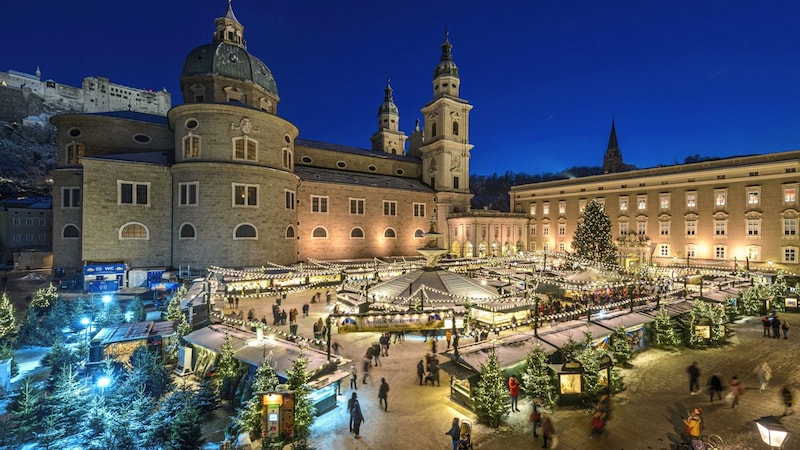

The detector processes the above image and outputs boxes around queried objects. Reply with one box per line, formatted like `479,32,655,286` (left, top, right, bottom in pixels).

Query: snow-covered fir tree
9,377,40,437
650,306,681,349
571,199,618,266
609,325,633,366
218,334,238,380
233,353,280,442
520,342,558,407
0,292,17,341
30,283,58,309
165,293,184,322
473,348,508,428
287,353,316,449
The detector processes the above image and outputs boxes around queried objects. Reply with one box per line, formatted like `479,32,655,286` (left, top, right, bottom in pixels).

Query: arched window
232,136,257,161
384,228,396,238
234,224,257,239
286,226,295,238
62,224,80,239
179,223,196,239
119,222,149,240
452,121,459,136
183,134,200,159
350,228,364,238
312,227,328,239
414,228,425,238
431,123,437,137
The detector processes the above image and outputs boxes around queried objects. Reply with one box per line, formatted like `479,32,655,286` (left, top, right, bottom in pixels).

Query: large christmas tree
571,199,617,265
472,348,508,428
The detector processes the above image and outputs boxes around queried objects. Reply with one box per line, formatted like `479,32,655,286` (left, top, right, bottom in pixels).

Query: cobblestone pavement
218,289,800,450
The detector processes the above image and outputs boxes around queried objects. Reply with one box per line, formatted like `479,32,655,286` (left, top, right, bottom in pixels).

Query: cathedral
50,4,527,288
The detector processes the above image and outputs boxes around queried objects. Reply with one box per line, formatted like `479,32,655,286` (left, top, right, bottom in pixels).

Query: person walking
347,392,358,432
754,361,772,392
378,378,389,412
417,359,425,385
772,316,782,339
530,400,543,437
782,385,795,416
445,417,460,450
687,361,701,395
682,407,702,443
371,342,382,367
708,373,723,402
351,397,365,439
332,340,342,356
349,365,358,390
508,375,521,412
379,333,390,357
362,356,371,384
763,316,771,337
782,320,790,339
729,375,745,408
446,329,453,350
540,410,557,449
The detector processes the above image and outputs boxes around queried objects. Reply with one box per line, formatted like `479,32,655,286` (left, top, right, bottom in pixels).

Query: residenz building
49,4,527,288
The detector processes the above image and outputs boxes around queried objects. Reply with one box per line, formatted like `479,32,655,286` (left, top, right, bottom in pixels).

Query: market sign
335,311,446,333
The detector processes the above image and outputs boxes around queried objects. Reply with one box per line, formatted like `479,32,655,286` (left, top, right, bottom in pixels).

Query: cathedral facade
50,4,520,282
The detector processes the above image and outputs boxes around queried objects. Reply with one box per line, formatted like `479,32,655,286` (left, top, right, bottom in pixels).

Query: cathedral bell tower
370,78,408,155
419,30,474,222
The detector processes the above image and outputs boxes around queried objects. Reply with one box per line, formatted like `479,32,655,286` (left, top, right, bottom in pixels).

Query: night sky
3,0,800,175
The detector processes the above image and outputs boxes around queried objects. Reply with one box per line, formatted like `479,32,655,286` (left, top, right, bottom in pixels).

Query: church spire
431,28,460,98
214,0,245,48
603,116,624,174
376,76,399,132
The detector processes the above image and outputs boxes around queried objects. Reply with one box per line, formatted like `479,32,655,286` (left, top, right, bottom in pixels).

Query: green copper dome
433,32,459,79
182,42,278,96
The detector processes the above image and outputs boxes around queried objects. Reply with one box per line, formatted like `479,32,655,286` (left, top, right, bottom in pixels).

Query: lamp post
755,416,790,448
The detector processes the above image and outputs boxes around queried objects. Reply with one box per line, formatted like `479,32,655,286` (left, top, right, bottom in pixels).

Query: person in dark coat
347,392,358,432
351,398,365,439
445,417,460,450
687,362,701,395
772,316,782,339
378,378,389,411
417,359,425,385
763,316,771,337
708,373,723,402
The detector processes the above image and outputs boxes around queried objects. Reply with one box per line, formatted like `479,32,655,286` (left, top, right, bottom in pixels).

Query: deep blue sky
3,1,800,175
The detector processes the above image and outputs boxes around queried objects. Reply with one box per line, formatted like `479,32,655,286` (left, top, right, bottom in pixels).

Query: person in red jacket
509,375,521,412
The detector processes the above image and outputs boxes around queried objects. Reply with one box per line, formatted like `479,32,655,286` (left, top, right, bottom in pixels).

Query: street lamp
96,375,112,396
755,416,790,448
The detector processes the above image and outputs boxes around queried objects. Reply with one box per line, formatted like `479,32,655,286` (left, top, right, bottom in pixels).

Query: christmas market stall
89,320,175,364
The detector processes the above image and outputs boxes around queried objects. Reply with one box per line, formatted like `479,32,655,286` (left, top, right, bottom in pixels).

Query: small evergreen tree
0,292,17,341
608,325,633,367
31,284,58,309
126,296,146,322
739,284,767,316
286,353,316,449
650,306,681,349
42,338,78,379
35,412,66,450
682,301,728,348
571,200,618,266
218,334,238,378
44,366,86,436
520,342,558,406
472,348,508,428
165,294,184,322
233,354,280,441
9,377,40,436
127,346,173,399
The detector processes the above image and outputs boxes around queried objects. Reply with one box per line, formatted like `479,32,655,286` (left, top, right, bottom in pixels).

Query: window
453,176,459,189
659,244,670,257
118,181,149,205
558,224,566,236
714,245,726,259
579,199,587,213
747,246,760,261
383,201,397,216
25,218,33,226
282,148,293,169
120,223,148,240
559,201,566,214
637,221,647,235
233,136,257,161
384,228,396,238
350,228,365,238
715,191,727,207
285,191,295,210
686,220,697,236
350,198,365,215
234,224,257,239
179,223,196,239
530,203,536,216
542,224,550,236
747,219,761,236
637,196,647,211
530,226,536,236
619,197,628,212
62,187,81,208
784,247,797,263
558,242,566,252
66,142,84,164
452,121,459,136
785,186,798,204
312,227,328,239
659,194,670,209
542,202,550,215
62,224,80,239
233,183,258,207
686,192,697,209
784,219,798,236
11,218,20,227
286,226,295,238
413,203,426,218
659,221,670,236
431,123,437,137
714,220,727,236
183,134,200,159
179,182,198,206
686,244,697,258
619,222,629,235
747,187,760,206
311,196,328,213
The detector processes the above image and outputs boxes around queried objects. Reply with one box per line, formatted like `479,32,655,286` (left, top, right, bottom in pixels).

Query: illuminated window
784,247,797,263
660,221,670,236
558,224,566,236
530,203,536,216
542,202,550,215
559,201,566,214
183,134,200,158
686,244,697,258
619,222,629,235
686,220,697,236
714,245,726,259
637,196,647,211
233,183,258,207
579,199,587,213
747,187,760,206
785,187,797,204
233,136,257,161
715,191,726,207
120,222,148,240
747,219,761,236
715,220,727,236
686,192,697,209
637,221,647,235
660,194,670,209
784,219,797,236
543,224,550,235
619,197,628,212
747,246,760,261
66,141,85,164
